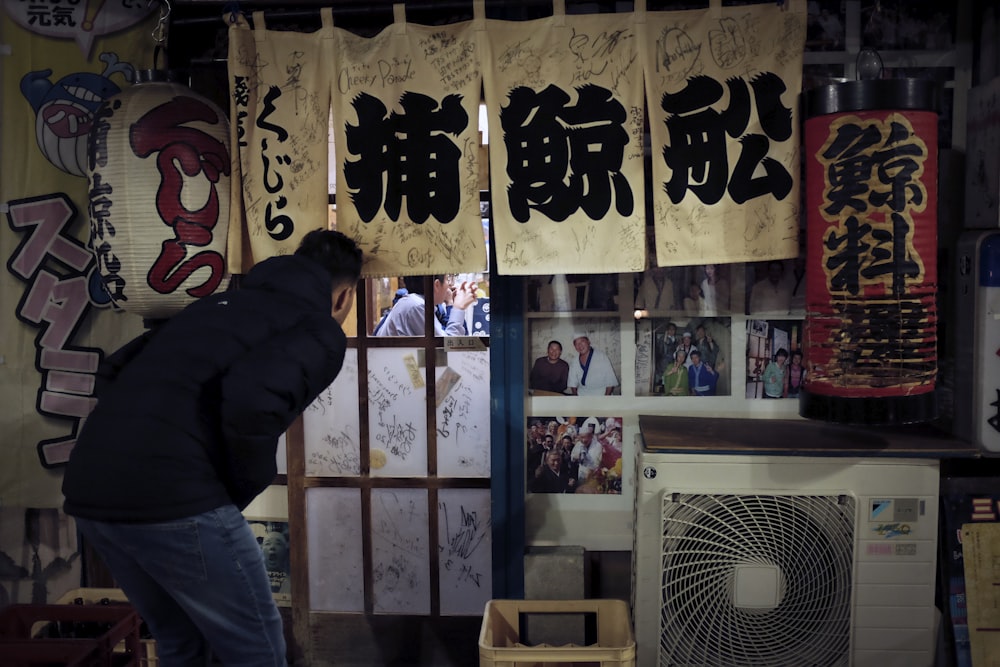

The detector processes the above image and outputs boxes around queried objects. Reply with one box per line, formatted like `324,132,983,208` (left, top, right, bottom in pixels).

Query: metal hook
863,0,882,39
151,0,171,45
223,1,243,24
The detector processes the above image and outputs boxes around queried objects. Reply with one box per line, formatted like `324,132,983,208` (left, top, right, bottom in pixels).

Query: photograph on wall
745,256,806,317
526,416,623,495
527,318,621,396
526,274,619,313
635,316,731,397
745,319,806,400
634,262,742,316
860,1,956,51
806,0,846,51
248,519,291,606
0,508,80,607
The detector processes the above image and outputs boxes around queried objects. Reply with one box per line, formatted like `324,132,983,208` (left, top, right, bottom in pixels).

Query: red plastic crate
0,602,142,667
56,589,157,667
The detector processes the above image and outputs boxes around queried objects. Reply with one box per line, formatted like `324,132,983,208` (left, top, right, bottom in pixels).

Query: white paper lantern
86,70,231,320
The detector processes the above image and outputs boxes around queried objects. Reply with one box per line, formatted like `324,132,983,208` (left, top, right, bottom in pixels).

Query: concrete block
522,546,589,646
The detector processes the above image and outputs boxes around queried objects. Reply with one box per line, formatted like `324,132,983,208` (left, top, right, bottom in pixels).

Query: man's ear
333,285,351,309
331,284,356,325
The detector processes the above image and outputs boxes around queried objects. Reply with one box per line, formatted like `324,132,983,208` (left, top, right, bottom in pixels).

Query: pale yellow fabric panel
227,13,333,271
483,12,647,275
226,19,249,275
641,2,806,267
1,14,152,507
330,15,487,278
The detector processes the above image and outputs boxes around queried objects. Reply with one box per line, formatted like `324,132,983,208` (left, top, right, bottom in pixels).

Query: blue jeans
76,505,287,667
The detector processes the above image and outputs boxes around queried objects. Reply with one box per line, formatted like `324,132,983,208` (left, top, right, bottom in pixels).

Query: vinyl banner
330,5,487,278
227,10,334,273
641,0,806,266
1,4,155,507
483,3,646,275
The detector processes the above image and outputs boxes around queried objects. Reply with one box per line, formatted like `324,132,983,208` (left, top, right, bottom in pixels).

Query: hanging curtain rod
167,0,778,28
167,0,635,26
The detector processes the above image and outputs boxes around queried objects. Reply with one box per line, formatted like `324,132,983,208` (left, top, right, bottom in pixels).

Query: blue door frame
488,236,526,599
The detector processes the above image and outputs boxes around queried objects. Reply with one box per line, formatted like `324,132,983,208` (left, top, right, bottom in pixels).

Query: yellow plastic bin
479,598,636,667
57,587,158,667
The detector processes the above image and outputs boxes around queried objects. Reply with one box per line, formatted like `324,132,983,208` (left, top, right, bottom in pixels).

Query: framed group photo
745,319,806,400
525,416,624,495
527,318,621,397
635,316,732,397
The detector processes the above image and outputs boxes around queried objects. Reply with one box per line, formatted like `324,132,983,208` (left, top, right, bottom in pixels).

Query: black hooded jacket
62,254,347,521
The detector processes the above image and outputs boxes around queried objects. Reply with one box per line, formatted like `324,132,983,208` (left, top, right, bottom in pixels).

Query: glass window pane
304,349,361,477
436,348,491,477
368,348,429,477
307,487,364,612
527,274,619,312
367,276,408,336
369,274,490,337
372,488,430,614
276,433,286,476
438,488,492,615
457,272,491,337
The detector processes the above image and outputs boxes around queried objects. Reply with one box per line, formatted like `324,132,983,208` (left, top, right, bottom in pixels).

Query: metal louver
659,493,856,667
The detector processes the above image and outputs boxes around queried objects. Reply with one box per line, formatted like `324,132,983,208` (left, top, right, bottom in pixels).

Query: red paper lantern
86,70,231,320
800,79,940,424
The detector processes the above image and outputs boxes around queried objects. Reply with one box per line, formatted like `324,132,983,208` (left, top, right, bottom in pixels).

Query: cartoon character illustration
2,0,157,58
20,52,134,177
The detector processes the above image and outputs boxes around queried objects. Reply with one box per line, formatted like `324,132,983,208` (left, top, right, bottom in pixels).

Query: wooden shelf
638,414,980,459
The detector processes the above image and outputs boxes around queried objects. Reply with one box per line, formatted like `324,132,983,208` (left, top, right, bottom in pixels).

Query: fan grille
659,493,855,667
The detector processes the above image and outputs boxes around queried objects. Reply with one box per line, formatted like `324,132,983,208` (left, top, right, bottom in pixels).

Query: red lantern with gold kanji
86,70,230,320
800,79,940,424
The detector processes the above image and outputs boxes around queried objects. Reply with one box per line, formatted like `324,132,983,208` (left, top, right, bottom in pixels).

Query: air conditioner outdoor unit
632,448,940,667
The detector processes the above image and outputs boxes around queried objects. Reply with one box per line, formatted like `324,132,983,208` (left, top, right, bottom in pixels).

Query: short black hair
295,230,363,287
403,275,447,296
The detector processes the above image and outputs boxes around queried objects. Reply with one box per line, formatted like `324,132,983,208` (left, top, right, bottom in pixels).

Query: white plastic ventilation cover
659,493,855,667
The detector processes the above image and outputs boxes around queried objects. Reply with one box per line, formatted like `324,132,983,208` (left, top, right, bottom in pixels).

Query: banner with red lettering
482,2,647,275
1,3,157,601
640,0,806,266
227,10,335,273
330,5,487,278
